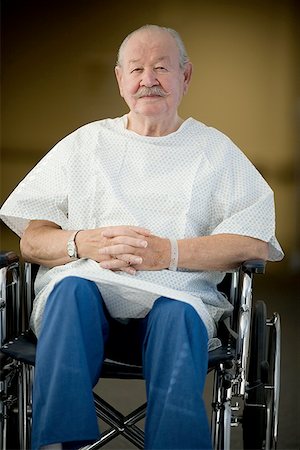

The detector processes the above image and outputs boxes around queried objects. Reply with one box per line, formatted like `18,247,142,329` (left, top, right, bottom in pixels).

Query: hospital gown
0,115,284,348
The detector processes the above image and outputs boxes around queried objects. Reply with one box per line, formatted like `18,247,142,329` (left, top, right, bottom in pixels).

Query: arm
20,220,150,271
21,221,268,272
177,234,269,271
20,220,74,267
99,233,269,272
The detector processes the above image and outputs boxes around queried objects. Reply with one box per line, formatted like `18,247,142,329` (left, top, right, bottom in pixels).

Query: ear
115,66,124,98
182,62,193,95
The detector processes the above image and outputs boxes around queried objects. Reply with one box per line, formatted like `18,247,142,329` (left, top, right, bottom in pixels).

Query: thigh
142,297,209,373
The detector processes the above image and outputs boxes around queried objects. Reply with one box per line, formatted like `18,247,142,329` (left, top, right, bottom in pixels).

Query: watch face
67,241,75,257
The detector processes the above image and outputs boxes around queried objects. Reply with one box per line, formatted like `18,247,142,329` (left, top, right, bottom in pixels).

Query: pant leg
31,276,109,450
143,297,212,450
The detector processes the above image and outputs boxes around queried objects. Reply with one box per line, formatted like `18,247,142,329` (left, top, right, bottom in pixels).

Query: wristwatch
67,230,81,259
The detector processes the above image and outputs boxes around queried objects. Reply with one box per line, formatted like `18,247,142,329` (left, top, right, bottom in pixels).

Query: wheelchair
0,250,281,450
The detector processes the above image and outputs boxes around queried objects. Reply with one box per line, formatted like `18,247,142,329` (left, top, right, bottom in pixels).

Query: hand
76,226,151,274
99,233,170,273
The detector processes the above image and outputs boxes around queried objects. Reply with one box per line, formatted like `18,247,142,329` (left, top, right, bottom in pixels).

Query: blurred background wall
1,1,299,448
1,0,300,271
1,0,299,276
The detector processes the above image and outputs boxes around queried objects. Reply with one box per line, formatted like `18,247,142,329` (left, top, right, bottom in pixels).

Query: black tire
265,317,280,450
243,301,269,450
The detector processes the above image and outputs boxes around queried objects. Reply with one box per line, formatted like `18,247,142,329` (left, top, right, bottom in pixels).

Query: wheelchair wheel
265,314,280,450
243,300,269,450
0,357,20,450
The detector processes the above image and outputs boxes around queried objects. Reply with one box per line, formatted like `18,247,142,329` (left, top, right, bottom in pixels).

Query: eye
130,68,143,73
155,66,168,72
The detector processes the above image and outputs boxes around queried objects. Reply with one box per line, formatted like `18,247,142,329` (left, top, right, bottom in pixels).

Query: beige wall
1,0,299,273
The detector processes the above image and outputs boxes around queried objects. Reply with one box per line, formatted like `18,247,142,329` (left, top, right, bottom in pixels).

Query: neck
126,113,184,137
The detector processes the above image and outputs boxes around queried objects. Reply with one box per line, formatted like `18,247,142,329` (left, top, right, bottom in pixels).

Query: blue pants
31,277,212,450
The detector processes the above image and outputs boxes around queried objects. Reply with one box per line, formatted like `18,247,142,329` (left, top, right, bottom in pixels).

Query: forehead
122,29,180,65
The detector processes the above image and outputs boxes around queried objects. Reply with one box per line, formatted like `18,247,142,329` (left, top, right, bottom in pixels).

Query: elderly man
0,25,283,450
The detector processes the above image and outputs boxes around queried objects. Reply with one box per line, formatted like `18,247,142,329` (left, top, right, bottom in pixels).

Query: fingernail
129,268,136,275
141,241,148,248
100,262,108,269
134,257,143,264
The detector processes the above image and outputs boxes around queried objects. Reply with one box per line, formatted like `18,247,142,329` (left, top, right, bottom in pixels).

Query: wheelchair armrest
0,251,19,269
241,259,266,275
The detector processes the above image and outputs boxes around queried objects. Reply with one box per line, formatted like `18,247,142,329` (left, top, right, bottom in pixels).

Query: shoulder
185,118,236,153
188,118,237,150
45,116,123,160
188,118,254,167
65,116,123,141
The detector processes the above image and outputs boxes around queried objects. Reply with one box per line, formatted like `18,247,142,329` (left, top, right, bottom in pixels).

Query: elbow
20,234,29,261
260,241,269,261
20,231,34,263
245,239,269,262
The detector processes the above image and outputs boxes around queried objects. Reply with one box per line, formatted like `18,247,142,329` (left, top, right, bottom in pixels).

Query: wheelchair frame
0,251,281,450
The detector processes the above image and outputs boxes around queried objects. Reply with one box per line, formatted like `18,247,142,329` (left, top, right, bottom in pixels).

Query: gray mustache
134,86,168,99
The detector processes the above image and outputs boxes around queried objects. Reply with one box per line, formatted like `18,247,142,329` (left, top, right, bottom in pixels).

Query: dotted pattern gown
0,116,283,348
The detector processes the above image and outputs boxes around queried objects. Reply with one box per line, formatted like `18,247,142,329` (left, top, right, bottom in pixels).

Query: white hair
116,24,190,69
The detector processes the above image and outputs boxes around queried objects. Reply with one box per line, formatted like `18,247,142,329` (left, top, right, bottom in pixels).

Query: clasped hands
76,226,170,275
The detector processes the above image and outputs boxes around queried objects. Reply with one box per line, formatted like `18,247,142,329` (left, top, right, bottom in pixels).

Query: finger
99,260,136,275
99,243,146,256
120,267,137,275
99,258,129,270
110,236,148,248
115,254,143,265
101,226,151,238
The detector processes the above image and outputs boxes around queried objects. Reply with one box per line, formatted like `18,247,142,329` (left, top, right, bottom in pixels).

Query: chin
135,104,168,117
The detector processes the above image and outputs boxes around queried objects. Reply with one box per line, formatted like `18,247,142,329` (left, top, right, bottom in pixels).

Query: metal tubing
0,379,8,450
237,272,253,396
18,364,25,450
267,313,281,449
211,368,223,450
223,387,232,450
0,267,8,346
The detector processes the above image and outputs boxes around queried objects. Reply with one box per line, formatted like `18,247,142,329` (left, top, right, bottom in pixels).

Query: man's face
115,29,192,119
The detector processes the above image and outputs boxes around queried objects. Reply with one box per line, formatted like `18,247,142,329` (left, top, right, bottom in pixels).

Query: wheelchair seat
1,328,235,375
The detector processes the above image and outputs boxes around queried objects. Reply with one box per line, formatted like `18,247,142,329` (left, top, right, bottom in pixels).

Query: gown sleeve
0,135,74,236
208,133,284,262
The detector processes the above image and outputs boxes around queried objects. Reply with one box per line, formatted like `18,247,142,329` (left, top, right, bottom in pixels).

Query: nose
140,68,159,87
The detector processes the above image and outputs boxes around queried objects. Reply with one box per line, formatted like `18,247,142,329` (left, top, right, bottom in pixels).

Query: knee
53,276,98,299
47,276,102,313
55,275,95,291
151,297,208,339
43,276,107,335
152,297,198,320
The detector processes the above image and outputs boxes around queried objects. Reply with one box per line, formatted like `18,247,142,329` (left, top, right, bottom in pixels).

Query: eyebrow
128,57,170,66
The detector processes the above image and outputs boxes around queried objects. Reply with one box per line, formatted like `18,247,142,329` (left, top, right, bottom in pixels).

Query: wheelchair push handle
242,259,266,274
0,251,19,269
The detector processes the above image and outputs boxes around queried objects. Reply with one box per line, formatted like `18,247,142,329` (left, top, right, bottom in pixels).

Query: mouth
140,94,162,98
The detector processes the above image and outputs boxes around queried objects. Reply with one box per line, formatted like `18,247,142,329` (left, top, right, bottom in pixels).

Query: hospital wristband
168,238,178,271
